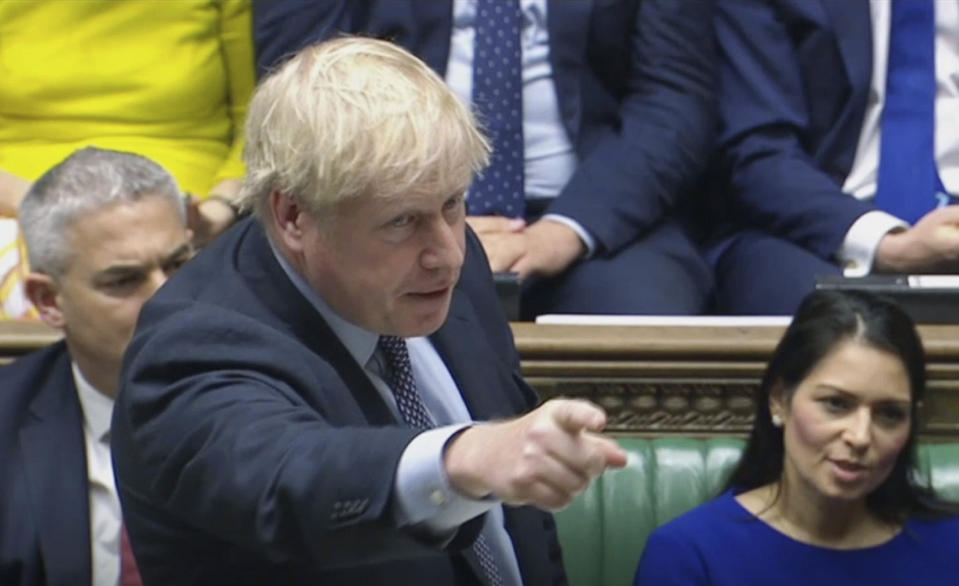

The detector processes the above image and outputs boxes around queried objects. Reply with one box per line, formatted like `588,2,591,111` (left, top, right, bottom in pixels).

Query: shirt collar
269,242,379,368
71,362,114,444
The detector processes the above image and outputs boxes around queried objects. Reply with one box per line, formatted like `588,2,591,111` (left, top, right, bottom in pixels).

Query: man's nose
421,217,464,271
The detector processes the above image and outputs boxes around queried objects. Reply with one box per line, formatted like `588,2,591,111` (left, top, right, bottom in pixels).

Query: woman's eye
821,395,850,413
876,406,908,425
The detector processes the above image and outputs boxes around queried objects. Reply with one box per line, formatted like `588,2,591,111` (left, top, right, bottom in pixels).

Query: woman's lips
829,459,868,483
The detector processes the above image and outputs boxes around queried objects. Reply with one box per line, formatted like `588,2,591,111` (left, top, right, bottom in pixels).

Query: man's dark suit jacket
254,0,716,315
714,0,878,261
111,219,567,586
0,342,93,586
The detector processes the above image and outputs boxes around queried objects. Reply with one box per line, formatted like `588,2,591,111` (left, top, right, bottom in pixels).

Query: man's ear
268,190,306,253
24,272,65,330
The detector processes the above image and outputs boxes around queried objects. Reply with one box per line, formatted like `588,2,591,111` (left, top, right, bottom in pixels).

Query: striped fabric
0,218,38,320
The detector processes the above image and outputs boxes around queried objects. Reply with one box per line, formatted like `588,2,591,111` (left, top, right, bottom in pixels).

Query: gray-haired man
0,147,193,586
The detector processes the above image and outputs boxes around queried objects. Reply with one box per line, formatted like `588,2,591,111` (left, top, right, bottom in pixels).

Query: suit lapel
411,0,454,75
430,290,518,423
360,1,453,76
821,0,872,93
238,220,397,426
19,347,92,586
546,0,593,137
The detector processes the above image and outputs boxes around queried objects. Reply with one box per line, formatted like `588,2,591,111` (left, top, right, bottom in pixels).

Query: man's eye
164,257,190,274
443,195,464,211
102,275,141,290
390,214,415,228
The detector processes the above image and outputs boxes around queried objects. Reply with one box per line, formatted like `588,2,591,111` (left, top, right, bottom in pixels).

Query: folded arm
550,0,717,254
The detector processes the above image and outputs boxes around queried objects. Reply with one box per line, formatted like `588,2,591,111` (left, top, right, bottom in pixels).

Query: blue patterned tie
468,0,525,218
377,336,504,586
378,336,433,429
874,0,943,224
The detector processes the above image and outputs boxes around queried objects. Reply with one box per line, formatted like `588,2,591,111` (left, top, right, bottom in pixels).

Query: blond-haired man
112,38,626,586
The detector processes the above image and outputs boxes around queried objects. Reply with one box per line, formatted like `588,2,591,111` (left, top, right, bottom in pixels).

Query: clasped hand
876,205,959,273
467,216,587,280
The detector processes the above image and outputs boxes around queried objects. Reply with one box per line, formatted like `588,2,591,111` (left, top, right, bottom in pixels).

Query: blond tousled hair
239,36,490,221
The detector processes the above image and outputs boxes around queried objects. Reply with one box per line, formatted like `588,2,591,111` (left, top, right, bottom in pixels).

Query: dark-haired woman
634,289,959,585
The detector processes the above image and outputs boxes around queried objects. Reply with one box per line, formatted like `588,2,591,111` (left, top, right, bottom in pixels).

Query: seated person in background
634,289,959,585
0,0,254,317
712,0,959,315
0,147,193,586
254,0,716,319
111,37,626,586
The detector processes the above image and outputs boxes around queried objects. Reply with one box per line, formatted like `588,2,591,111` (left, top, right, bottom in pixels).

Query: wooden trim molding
511,323,959,439
2,321,958,438
0,321,60,361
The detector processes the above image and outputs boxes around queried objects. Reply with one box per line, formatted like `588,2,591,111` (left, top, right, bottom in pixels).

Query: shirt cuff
837,211,909,277
393,424,498,535
541,213,597,259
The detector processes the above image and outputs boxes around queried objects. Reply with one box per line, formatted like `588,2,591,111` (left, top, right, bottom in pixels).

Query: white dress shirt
446,0,596,254
839,0,959,275
73,362,122,586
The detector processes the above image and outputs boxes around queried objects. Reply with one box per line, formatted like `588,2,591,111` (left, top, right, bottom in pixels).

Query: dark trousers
709,230,842,315
520,218,713,319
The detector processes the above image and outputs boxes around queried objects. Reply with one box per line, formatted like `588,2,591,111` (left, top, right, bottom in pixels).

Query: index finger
549,399,607,434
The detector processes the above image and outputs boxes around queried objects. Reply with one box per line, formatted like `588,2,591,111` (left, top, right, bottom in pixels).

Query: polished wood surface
2,320,957,437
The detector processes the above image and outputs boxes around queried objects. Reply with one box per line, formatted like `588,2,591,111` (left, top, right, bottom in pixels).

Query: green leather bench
553,437,959,586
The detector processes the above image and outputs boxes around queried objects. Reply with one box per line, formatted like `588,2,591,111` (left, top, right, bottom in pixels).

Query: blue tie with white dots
468,0,525,218
377,336,505,586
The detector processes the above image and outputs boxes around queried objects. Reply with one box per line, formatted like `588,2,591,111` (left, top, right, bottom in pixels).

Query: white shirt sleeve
392,424,497,538
837,210,909,277
541,213,597,258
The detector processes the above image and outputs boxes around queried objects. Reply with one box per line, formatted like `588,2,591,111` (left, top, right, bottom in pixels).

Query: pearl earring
771,414,783,428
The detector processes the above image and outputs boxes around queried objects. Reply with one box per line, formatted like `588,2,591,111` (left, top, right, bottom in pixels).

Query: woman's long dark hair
724,289,955,521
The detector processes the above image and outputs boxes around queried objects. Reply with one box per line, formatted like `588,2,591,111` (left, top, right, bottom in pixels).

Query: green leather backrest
553,438,959,586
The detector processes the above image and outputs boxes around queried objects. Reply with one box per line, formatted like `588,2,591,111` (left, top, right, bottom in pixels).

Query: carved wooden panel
513,323,959,439
2,321,958,439
532,378,757,434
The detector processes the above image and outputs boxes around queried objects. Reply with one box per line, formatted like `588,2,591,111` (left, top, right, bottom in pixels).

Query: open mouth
829,459,868,483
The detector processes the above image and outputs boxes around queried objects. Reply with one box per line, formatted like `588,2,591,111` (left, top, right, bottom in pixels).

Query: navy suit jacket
255,0,715,257
0,342,93,586
111,219,566,586
715,0,878,260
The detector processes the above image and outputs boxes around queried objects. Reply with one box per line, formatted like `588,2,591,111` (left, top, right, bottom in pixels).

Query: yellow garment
0,0,254,196
0,0,253,319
